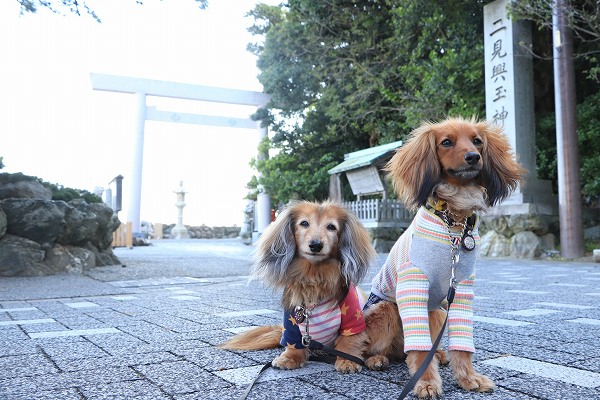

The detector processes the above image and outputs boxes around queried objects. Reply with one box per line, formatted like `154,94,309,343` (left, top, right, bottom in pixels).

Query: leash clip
301,306,312,347
302,334,311,347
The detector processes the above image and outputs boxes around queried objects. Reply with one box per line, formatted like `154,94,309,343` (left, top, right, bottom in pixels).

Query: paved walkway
1,238,600,399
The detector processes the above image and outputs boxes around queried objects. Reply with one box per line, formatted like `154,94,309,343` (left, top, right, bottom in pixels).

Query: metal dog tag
294,305,306,324
462,233,476,251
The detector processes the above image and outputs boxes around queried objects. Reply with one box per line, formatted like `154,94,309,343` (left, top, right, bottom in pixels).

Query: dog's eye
440,139,452,147
473,138,483,145
326,224,337,231
299,221,309,228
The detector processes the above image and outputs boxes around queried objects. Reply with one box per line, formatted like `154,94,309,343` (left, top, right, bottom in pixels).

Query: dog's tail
219,326,283,350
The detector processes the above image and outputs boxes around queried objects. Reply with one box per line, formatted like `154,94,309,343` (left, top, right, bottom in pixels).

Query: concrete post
256,123,271,234
484,0,554,208
552,0,584,258
127,92,146,235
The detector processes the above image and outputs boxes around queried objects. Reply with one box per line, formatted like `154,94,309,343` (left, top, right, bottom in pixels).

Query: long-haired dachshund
362,117,525,398
220,200,376,373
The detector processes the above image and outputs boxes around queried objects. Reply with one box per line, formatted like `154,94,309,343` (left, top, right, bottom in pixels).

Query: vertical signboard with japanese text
484,0,537,183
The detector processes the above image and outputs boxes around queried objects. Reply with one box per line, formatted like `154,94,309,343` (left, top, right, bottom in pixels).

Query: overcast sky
0,0,273,227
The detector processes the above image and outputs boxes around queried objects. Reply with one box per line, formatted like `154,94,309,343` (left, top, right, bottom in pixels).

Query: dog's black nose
464,152,481,166
309,240,323,253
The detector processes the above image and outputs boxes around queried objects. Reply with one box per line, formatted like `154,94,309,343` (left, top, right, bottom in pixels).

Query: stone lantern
172,181,189,239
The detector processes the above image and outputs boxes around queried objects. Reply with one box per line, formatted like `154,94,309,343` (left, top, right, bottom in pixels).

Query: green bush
536,92,600,205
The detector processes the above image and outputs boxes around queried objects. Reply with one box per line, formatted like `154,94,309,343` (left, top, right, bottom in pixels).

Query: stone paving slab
1,239,599,399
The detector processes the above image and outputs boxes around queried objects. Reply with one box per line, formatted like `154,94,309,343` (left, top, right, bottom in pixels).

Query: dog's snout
464,151,481,166
309,240,323,253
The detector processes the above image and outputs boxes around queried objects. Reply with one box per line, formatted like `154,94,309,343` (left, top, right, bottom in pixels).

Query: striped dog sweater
367,206,479,353
281,285,366,349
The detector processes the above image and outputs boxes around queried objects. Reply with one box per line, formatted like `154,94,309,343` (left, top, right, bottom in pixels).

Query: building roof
327,140,403,175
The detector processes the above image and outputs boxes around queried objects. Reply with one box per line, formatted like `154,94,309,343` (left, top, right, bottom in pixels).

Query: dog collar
424,203,477,252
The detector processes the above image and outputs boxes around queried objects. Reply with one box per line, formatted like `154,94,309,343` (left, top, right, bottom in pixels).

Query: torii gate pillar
91,73,272,236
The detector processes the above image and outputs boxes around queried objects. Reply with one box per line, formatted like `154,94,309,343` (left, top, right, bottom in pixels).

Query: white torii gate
90,73,271,236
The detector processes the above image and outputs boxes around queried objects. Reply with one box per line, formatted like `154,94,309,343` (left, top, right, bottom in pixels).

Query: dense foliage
248,0,599,206
17,0,208,22
249,0,488,205
510,0,600,204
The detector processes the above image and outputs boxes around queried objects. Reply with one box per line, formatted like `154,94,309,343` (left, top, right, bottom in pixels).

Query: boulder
510,231,541,259
539,233,557,253
58,199,100,245
213,226,241,239
44,244,96,274
0,234,48,277
0,204,6,237
0,173,52,200
584,225,600,240
480,215,513,237
508,214,549,235
479,230,511,257
0,196,121,276
83,241,120,267
2,198,66,246
89,202,121,249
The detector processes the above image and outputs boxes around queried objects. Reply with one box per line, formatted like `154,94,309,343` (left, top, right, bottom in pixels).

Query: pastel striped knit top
368,206,479,353
281,286,366,349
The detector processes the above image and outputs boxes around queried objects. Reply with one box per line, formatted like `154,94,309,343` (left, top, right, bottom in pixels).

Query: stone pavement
1,238,600,399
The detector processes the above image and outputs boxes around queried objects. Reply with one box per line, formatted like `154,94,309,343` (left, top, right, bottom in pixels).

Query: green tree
509,0,600,81
510,0,600,203
17,0,208,22
249,0,487,204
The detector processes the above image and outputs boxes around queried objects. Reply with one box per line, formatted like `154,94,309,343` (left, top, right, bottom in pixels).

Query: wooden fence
343,199,413,228
112,222,133,248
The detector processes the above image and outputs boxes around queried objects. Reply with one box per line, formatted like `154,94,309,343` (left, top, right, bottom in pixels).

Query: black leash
239,279,456,400
239,361,272,400
238,340,364,400
308,339,365,366
397,279,456,400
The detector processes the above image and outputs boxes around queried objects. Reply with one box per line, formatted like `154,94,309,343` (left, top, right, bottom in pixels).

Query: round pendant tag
294,305,306,324
462,234,476,251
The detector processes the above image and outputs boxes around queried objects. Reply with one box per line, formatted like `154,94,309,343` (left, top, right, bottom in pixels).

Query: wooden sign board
346,166,384,195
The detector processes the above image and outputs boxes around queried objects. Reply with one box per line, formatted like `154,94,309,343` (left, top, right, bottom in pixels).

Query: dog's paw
414,379,442,399
335,358,362,374
435,350,448,365
456,372,495,393
272,354,305,370
365,355,389,371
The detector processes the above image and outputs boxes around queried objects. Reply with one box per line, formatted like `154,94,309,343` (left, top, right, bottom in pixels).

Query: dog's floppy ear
338,207,376,287
252,205,296,288
478,122,526,206
385,123,442,209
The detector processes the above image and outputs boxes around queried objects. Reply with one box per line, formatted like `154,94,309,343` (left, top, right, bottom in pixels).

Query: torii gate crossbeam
90,73,271,236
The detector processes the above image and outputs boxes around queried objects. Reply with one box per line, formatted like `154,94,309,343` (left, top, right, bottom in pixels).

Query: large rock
480,215,513,237
0,234,48,277
0,204,6,237
84,241,120,267
0,196,122,276
89,202,121,249
0,173,52,200
2,198,66,246
479,230,511,257
45,244,96,274
58,200,100,245
510,231,542,259
508,214,549,235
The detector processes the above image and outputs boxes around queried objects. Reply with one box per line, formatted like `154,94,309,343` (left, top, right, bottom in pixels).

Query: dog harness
366,206,480,353
281,285,366,349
